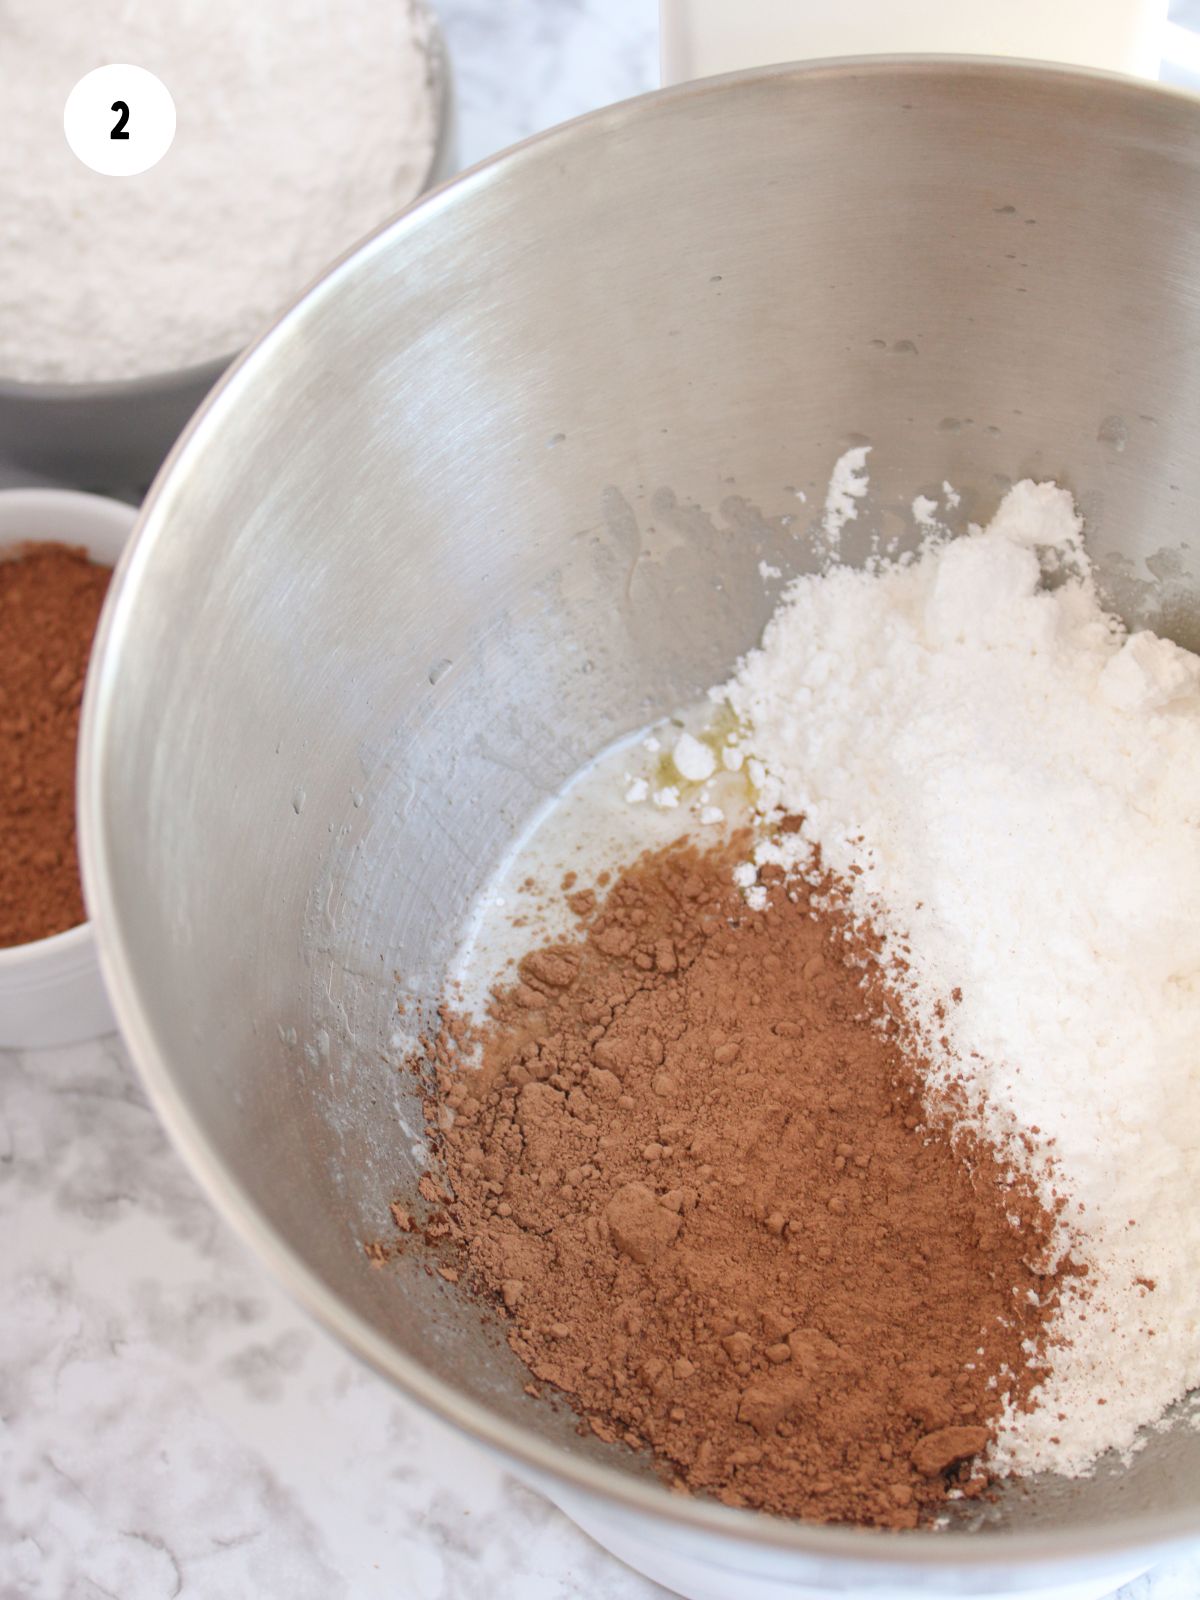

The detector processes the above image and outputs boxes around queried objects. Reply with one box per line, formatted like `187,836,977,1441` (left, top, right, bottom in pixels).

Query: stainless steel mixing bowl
80,59,1200,1597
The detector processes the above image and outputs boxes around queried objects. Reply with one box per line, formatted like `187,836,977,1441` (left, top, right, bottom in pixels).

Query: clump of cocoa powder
414,835,1068,1529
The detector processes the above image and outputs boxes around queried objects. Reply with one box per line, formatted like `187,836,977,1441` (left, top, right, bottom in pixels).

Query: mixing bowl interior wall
88,60,1200,1542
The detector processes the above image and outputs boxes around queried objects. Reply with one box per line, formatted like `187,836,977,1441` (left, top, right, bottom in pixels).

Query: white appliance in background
660,0,1172,84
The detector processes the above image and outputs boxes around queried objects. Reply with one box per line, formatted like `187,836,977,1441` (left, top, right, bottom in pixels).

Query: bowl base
549,1486,1152,1600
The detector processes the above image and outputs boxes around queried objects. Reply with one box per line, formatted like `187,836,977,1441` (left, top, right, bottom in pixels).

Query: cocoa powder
417,835,1067,1529
0,544,111,946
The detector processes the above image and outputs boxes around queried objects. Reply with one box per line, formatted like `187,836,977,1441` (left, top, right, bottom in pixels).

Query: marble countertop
5,4,1200,1598
2,1035,665,1599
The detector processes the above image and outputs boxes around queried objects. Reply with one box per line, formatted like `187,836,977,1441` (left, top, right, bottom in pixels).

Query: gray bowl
0,18,456,496
80,58,1200,1598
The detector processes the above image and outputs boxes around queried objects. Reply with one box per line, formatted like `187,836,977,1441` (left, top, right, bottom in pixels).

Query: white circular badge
64,65,176,177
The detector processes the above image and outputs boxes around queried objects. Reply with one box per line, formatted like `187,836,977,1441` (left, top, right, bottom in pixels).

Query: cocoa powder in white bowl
0,489,135,1048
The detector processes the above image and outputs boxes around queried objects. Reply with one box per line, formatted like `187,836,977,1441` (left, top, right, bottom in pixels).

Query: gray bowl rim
80,54,1200,1570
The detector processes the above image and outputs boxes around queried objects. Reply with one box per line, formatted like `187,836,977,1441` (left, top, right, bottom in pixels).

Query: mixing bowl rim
80,54,1200,1567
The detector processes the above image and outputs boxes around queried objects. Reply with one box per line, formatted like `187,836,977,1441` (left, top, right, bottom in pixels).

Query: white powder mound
1,0,439,382
724,478,1200,1476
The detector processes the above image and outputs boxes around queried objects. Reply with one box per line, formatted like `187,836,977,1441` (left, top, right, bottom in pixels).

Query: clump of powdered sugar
724,476,1200,1477
818,445,872,555
0,0,440,382
912,493,939,527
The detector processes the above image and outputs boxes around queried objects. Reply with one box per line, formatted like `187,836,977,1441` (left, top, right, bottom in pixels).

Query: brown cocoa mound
419,835,1066,1529
0,544,111,947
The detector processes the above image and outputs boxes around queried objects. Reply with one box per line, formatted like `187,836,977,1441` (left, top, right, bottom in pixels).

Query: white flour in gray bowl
1,0,440,384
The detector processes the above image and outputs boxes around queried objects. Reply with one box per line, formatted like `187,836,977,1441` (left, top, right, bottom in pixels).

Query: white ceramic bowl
0,489,135,1047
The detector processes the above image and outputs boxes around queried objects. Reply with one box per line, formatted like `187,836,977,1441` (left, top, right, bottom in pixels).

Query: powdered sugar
724,476,1200,1477
672,731,717,783
819,446,872,553
0,0,439,382
912,493,939,527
